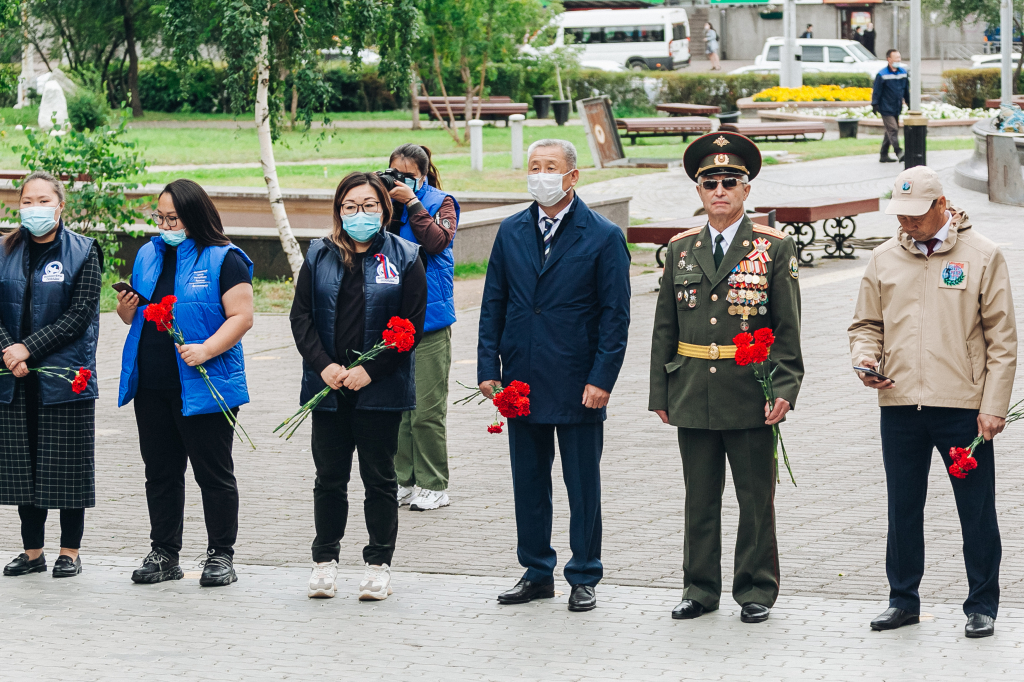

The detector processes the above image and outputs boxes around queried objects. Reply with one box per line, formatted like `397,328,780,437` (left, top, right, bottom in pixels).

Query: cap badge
901,180,913,193
714,153,729,165
713,136,730,147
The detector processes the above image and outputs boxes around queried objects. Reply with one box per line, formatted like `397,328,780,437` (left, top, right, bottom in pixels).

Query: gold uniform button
710,366,717,374
711,294,718,301
710,317,717,325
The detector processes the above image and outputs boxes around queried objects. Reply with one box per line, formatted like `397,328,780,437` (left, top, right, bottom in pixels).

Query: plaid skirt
0,380,96,509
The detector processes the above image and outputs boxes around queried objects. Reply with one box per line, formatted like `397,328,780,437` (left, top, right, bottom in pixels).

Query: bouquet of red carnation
454,380,531,434
275,317,416,440
948,397,1024,479
143,295,254,449
0,365,93,394
733,328,795,485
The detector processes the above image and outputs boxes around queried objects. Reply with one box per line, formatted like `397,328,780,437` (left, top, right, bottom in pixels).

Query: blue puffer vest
0,225,100,406
300,231,419,412
398,183,459,333
118,237,253,416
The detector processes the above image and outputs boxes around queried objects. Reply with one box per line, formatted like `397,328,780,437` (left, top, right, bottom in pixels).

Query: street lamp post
1002,0,1014,105
780,0,801,89
903,0,927,168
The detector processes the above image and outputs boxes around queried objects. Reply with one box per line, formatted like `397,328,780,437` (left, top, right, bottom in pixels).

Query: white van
753,37,887,77
548,8,691,71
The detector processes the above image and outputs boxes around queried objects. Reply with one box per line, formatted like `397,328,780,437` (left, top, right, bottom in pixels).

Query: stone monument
38,80,68,131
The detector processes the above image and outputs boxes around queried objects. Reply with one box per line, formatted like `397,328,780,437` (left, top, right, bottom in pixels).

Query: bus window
604,26,634,43
565,27,603,44
638,25,665,42
672,23,689,41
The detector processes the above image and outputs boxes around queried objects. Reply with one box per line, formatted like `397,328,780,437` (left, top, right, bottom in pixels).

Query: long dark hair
331,172,394,271
389,143,442,190
706,21,715,32
159,179,231,249
4,170,66,255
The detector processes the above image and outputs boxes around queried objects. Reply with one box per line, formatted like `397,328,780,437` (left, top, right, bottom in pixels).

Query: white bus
548,8,691,71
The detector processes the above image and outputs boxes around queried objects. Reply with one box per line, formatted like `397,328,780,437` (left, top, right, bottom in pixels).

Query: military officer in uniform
649,132,804,624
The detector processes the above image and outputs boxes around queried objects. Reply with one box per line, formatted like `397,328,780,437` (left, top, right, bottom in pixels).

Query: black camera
375,168,408,191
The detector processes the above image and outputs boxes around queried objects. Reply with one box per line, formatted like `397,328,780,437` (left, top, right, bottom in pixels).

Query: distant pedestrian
853,27,864,45
849,167,1016,639
800,24,813,39
1,171,101,580
872,49,910,163
291,172,426,601
117,179,255,588
704,22,721,71
386,144,460,512
862,23,877,55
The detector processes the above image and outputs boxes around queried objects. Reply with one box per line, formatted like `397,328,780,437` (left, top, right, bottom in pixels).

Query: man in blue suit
477,139,631,612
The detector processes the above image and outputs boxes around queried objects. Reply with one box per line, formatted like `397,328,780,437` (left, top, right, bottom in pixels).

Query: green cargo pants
678,426,779,611
396,326,452,491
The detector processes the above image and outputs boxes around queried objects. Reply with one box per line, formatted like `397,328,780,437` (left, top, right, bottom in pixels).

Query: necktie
541,217,556,261
713,233,726,270
922,238,940,256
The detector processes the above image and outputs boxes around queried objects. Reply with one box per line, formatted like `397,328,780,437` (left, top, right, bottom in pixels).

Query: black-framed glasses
340,200,382,216
700,177,743,191
151,213,179,227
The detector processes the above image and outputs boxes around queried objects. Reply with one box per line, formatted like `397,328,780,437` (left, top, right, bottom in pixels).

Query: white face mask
528,171,573,207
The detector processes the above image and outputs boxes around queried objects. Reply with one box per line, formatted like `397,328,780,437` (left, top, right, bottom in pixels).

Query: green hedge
942,68,1024,108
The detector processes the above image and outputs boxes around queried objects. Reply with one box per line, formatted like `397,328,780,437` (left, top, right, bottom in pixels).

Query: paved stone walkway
3,149,1024,678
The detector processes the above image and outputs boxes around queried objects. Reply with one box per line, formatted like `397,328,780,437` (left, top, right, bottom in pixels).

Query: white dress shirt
537,201,574,240
708,216,744,254
914,211,952,255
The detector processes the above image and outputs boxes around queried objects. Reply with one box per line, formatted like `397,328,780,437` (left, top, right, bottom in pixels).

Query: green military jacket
648,215,804,430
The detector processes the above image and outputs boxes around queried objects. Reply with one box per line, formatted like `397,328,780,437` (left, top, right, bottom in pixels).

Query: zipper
918,259,927,409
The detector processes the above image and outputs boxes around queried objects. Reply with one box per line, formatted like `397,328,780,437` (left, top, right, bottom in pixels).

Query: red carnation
143,297,176,333
949,462,968,479
753,328,776,347
493,381,531,419
382,317,416,353
748,343,769,364
70,366,92,394
506,380,530,396
487,422,505,434
734,344,752,366
733,332,753,347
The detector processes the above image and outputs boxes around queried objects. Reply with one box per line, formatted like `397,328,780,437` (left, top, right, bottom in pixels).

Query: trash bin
717,111,741,125
837,118,859,139
533,94,553,119
552,100,571,126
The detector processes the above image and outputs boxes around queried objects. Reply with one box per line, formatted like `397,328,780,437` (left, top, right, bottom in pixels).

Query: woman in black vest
290,172,426,601
1,171,101,579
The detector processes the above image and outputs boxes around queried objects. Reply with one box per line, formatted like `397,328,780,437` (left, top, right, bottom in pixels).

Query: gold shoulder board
753,225,786,239
669,227,703,243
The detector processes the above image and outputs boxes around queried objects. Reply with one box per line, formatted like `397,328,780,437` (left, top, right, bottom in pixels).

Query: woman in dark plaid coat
0,171,101,580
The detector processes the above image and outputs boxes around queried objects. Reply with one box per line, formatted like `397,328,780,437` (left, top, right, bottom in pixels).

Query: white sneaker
307,560,338,599
409,488,450,511
397,485,418,506
358,563,392,601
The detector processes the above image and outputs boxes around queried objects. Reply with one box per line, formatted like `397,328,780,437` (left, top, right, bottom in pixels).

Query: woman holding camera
386,144,460,512
290,171,425,600
116,179,254,588
1,171,101,579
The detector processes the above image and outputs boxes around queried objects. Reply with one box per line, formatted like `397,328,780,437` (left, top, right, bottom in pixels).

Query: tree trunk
255,10,303,282
290,83,298,127
410,66,421,130
119,0,144,117
432,46,458,131
421,81,461,144
1015,19,1023,96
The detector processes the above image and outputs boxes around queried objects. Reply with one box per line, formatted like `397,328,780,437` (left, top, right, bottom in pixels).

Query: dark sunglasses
700,177,743,190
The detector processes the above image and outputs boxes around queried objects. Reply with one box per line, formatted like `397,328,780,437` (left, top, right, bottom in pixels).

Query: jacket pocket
674,282,700,311
665,359,682,374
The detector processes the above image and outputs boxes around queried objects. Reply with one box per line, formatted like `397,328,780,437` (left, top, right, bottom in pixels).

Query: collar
707,215,744,253
537,195,575,228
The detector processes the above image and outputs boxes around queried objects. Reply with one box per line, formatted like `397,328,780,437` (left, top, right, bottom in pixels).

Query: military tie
713,233,726,270
541,217,556,262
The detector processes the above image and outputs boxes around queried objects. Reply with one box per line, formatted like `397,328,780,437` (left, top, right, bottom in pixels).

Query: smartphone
853,366,894,383
110,282,150,306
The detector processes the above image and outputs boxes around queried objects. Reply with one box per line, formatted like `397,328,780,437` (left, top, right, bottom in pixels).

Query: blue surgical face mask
342,212,382,243
20,205,59,237
161,229,187,247
403,176,424,192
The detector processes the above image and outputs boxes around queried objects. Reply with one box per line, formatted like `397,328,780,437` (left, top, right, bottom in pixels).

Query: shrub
943,68,1005,108
137,62,232,113
67,88,111,131
316,67,397,112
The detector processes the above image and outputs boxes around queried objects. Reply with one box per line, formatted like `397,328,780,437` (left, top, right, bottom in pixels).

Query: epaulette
669,227,703,243
753,225,786,239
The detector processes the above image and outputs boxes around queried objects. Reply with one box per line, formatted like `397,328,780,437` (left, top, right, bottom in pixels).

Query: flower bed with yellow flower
753,84,873,102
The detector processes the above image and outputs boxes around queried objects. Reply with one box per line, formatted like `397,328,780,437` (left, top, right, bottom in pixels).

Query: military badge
746,237,772,263
789,256,799,279
713,136,729,147
940,260,968,289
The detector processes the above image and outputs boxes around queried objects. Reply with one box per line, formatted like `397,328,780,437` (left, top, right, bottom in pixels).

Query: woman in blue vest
290,172,426,600
116,179,254,588
386,144,460,512
1,171,101,579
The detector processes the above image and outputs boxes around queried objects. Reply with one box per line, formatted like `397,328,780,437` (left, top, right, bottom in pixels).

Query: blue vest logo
375,253,400,284
42,261,64,283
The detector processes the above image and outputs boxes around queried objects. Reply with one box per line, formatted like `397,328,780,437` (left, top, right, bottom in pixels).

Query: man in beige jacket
849,166,1016,639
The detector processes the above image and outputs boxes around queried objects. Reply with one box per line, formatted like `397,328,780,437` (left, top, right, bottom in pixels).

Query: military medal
677,290,683,301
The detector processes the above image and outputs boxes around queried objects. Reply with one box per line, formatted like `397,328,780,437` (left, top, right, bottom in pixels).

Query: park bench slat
656,103,722,116
753,197,879,223
719,121,826,141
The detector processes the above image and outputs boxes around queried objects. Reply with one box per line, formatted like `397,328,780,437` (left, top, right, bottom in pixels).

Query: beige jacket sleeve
979,247,1017,418
848,253,885,368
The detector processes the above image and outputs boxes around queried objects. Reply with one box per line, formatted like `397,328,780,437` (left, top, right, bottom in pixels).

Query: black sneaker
4,552,46,576
52,554,82,578
131,548,184,584
199,549,237,587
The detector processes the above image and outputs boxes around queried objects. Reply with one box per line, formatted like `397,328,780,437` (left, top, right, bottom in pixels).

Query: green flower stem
753,360,796,486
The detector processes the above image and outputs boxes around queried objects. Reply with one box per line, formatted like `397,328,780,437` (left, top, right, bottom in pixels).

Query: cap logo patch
714,153,729,165
713,136,729,147
901,181,912,193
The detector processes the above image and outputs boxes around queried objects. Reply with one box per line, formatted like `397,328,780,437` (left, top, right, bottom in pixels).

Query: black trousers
133,388,239,559
310,398,401,565
18,506,85,550
880,406,1001,618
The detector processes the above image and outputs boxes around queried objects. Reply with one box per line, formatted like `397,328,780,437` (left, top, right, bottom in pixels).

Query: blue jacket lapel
540,198,586,275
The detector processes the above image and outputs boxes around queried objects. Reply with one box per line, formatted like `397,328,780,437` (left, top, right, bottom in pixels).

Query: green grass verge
100,272,295,314
454,261,487,280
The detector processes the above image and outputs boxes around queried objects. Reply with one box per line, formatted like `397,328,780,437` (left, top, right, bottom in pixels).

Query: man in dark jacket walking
872,49,911,163
478,139,631,613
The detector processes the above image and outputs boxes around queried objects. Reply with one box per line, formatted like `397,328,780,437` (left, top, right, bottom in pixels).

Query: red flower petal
753,328,775,347
733,332,753,347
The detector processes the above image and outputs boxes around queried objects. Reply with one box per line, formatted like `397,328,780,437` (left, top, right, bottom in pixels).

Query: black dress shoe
965,613,995,638
568,585,597,612
199,550,237,587
131,548,184,584
740,602,771,623
897,152,905,163
880,156,895,163
4,553,46,576
870,607,919,631
497,578,555,604
52,555,82,578
671,599,706,620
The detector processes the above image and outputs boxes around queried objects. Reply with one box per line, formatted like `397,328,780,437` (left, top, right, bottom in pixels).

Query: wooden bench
985,95,1024,108
418,96,512,114
753,196,882,265
420,97,527,121
615,117,713,145
656,103,722,117
719,121,826,141
628,212,774,266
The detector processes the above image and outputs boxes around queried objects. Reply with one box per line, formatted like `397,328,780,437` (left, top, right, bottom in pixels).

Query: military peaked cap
683,132,762,182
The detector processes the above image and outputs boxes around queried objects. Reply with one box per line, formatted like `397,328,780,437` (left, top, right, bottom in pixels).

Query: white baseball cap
885,166,944,216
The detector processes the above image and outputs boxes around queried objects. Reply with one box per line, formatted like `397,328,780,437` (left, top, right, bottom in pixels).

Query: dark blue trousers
507,421,603,587
880,406,1001,618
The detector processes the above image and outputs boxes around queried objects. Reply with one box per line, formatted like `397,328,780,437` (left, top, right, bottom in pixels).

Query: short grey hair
527,139,577,169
